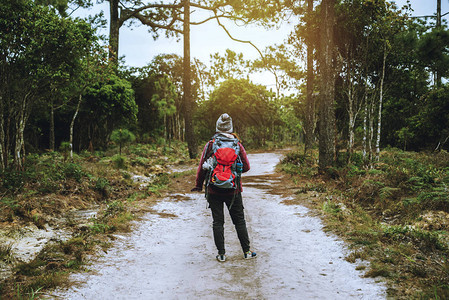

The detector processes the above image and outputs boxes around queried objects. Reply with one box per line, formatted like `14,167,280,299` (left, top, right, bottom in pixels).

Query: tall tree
318,0,336,170
304,0,315,154
183,0,196,158
109,0,119,65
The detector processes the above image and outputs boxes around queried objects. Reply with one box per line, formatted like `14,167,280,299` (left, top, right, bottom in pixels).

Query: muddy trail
51,153,386,299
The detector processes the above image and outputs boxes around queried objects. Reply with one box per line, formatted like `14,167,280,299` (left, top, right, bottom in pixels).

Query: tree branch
410,11,449,19
121,2,183,15
215,15,264,58
128,10,183,34
214,13,281,95
119,1,183,25
189,14,236,25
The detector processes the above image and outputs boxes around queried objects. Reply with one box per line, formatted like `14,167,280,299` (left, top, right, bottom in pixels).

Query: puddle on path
50,153,386,299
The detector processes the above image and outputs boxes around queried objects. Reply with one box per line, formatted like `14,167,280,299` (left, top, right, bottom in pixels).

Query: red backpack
204,134,241,190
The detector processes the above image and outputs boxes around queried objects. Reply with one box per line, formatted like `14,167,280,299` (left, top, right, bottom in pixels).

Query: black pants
207,192,250,255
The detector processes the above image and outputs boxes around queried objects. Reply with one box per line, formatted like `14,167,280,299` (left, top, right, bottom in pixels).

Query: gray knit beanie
216,113,233,133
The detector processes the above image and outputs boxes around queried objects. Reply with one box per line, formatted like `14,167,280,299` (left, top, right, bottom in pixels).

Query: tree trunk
362,35,369,164
70,94,82,160
164,114,168,143
183,0,197,158
50,98,55,151
375,41,387,161
346,55,362,163
368,92,375,162
304,0,315,155
14,94,29,169
436,0,442,87
109,0,120,67
347,89,355,161
318,0,336,170
0,55,5,170
362,91,368,162
437,0,442,28
0,96,4,170
174,113,179,140
5,106,11,169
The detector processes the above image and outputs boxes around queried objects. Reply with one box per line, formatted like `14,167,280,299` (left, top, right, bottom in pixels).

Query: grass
0,141,192,299
146,173,170,196
5,208,132,299
281,147,449,299
0,243,13,263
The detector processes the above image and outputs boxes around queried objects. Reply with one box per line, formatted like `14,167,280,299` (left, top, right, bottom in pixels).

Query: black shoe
243,251,257,259
216,254,226,262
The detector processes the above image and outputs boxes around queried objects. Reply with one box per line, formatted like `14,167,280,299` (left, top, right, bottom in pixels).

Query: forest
1,0,448,169
1,0,449,298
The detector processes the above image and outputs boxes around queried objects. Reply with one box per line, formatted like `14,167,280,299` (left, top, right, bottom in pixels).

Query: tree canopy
1,0,449,169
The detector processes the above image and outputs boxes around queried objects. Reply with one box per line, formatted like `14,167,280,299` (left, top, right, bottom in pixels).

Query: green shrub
379,187,400,200
147,173,169,195
62,163,85,182
110,129,136,155
112,155,126,169
346,164,366,177
0,197,19,211
0,169,27,192
322,200,342,215
416,190,449,212
59,141,71,161
154,173,169,185
103,200,124,217
94,177,110,198
282,151,307,165
131,156,150,166
15,259,46,277
382,225,447,251
127,192,146,202
89,222,110,234
367,169,384,175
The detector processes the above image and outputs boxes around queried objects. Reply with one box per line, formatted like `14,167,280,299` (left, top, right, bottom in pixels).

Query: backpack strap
203,138,215,199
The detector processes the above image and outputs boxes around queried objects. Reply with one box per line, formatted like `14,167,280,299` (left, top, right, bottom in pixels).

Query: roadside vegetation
280,147,449,299
0,141,191,299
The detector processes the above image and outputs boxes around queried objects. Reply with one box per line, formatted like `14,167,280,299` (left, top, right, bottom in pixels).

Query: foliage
279,148,318,177
197,78,280,147
110,129,136,155
0,139,191,298
209,49,251,87
0,0,98,168
112,154,127,169
128,54,195,141
281,147,449,298
93,177,110,198
59,141,74,162
151,75,177,119
418,28,449,81
78,74,137,149
0,152,88,196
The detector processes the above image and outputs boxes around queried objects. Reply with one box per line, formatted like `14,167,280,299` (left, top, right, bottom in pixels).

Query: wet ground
50,153,386,299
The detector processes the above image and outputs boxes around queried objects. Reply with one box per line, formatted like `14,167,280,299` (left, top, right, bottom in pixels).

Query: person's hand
191,186,202,192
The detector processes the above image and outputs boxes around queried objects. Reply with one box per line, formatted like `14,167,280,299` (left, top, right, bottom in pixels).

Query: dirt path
51,153,386,299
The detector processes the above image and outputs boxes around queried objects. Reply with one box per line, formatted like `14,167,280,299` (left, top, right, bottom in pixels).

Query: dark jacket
194,133,250,195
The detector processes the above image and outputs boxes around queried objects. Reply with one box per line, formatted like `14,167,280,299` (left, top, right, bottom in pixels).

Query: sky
74,1,449,88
